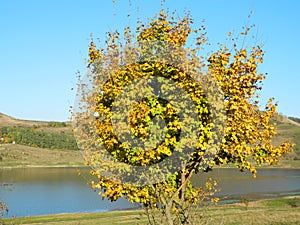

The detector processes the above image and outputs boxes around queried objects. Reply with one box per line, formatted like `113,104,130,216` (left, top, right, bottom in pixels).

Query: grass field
1,143,300,169
0,144,84,168
2,197,300,225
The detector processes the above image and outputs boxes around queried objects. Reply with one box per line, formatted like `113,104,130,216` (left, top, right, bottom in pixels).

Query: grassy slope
269,115,300,168
0,113,45,127
0,112,300,168
0,144,84,167
0,113,83,167
3,197,300,225
274,116,300,156
0,112,71,133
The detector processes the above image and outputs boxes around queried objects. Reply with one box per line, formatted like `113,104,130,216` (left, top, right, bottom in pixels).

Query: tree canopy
73,9,294,224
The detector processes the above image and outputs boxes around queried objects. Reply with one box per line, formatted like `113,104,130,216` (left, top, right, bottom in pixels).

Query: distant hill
0,113,77,150
0,112,46,127
0,112,71,129
272,114,300,160
274,114,300,127
0,112,299,158
288,116,300,125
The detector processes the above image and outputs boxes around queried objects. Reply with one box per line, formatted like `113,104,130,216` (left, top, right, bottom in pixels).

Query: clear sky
0,0,299,121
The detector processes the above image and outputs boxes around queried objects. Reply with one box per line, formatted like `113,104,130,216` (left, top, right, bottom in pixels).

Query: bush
0,127,78,150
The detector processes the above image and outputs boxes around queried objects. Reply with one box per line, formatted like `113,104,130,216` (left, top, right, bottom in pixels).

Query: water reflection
0,167,138,218
191,168,300,202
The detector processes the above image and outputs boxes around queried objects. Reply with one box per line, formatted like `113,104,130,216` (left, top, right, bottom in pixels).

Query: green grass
263,197,300,208
3,210,145,225
2,197,300,225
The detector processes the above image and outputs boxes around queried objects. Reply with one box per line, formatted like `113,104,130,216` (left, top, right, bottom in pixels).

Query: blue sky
0,0,299,121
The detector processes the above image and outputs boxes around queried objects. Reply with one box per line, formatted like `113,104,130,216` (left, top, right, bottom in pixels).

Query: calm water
0,167,138,218
0,167,299,218
191,168,300,202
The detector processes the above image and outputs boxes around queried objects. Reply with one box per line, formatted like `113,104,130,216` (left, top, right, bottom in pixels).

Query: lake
1,167,299,218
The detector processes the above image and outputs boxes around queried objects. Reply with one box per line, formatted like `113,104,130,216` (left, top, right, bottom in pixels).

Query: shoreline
0,164,87,169
1,163,299,170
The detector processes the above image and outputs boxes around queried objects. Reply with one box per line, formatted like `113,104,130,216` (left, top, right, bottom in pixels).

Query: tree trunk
165,203,174,225
180,168,186,200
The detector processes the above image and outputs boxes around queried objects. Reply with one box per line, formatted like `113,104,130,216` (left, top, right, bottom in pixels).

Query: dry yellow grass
0,144,83,168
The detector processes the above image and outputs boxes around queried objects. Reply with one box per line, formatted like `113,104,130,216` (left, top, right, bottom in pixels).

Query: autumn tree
73,9,294,225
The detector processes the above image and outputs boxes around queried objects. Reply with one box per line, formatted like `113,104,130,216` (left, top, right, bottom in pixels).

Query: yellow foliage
75,8,294,216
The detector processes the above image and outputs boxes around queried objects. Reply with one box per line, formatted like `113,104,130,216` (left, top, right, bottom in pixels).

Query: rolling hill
0,112,46,127
0,113,77,150
0,113,83,167
0,112,299,168
272,114,300,160
0,112,70,131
